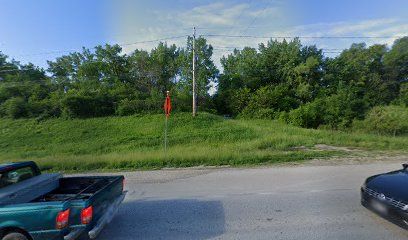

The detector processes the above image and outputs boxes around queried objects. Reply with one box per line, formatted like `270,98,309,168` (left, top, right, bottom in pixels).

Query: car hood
366,170,408,203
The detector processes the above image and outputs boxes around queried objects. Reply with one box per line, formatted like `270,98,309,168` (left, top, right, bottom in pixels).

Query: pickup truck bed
31,176,125,239
0,162,126,240
32,176,120,202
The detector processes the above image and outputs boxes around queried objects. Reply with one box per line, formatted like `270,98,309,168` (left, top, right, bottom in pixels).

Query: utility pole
192,26,196,117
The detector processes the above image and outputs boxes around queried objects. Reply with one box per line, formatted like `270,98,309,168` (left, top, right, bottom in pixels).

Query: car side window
0,166,36,188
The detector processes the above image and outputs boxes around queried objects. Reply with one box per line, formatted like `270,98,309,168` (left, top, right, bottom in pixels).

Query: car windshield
0,166,36,189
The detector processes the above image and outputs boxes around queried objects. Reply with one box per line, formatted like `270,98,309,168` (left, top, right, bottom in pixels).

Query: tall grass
0,112,407,171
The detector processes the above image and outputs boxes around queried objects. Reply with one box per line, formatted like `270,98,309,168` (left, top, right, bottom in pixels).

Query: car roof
0,161,35,172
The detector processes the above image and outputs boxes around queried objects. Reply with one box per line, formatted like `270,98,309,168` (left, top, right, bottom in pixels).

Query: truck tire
2,232,28,240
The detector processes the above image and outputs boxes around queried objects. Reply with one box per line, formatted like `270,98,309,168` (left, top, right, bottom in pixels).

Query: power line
5,34,402,60
120,35,188,46
13,50,79,57
8,35,189,59
228,0,254,34
212,48,343,53
203,34,402,39
0,35,191,74
241,0,272,35
2,32,402,73
0,58,120,73
213,46,345,51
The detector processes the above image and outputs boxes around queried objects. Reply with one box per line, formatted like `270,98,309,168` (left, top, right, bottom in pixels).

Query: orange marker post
163,91,172,157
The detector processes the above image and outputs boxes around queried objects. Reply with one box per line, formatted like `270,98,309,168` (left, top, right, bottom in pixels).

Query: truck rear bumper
88,191,127,239
63,227,83,240
64,191,127,240
30,229,68,240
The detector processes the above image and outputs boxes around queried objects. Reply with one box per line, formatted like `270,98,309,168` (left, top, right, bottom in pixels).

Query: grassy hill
0,112,407,171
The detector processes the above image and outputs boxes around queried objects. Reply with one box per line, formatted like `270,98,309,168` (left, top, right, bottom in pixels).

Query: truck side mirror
403,163,408,170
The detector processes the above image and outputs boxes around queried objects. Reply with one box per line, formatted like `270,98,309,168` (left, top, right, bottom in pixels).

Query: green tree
384,37,408,83
178,37,218,110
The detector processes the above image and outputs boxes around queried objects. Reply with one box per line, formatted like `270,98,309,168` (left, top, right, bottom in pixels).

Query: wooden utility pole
192,27,196,117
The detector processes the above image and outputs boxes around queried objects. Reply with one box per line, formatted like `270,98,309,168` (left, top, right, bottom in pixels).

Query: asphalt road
95,162,408,240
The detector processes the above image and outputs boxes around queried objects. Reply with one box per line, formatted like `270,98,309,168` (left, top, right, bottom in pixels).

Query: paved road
95,162,408,240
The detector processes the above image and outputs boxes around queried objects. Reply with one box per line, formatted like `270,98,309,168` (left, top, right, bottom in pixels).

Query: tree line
0,36,407,133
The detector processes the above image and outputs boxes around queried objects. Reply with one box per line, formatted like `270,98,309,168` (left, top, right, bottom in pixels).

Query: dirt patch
301,154,408,167
314,144,361,152
289,144,362,152
288,146,310,151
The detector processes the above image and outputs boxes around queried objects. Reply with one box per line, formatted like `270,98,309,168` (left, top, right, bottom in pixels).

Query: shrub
27,98,61,119
240,85,298,118
0,97,28,119
355,105,408,135
396,82,408,106
62,93,115,118
116,98,161,116
321,88,367,129
116,99,138,116
286,99,324,128
241,108,276,119
228,88,251,116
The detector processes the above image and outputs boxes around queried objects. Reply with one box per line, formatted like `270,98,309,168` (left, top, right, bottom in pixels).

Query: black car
361,164,408,228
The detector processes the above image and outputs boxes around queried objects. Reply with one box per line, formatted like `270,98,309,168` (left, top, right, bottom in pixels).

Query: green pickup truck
0,161,126,240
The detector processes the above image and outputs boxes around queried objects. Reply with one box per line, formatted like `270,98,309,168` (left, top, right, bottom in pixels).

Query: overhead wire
240,0,272,35
7,35,189,59
1,31,403,73
0,35,189,73
202,34,402,39
228,0,254,34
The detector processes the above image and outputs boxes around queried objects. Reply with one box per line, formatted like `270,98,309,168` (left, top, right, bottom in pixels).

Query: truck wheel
2,232,28,240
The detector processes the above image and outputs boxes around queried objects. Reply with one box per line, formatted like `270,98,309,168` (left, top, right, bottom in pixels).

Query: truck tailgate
65,176,125,230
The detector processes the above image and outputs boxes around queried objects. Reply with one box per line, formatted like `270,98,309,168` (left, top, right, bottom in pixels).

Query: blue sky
1,0,407,68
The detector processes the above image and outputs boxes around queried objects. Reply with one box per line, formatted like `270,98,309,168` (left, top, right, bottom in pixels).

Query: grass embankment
0,113,407,171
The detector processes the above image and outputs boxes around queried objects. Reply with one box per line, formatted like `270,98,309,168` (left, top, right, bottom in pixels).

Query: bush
286,99,324,128
116,99,139,116
396,82,408,106
27,97,61,119
320,88,367,129
240,85,298,118
0,97,28,118
241,108,276,119
62,93,115,118
228,88,251,116
116,98,162,116
355,105,408,135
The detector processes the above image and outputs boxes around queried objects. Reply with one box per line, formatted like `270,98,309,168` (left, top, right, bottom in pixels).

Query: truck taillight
56,209,70,229
81,206,93,225
122,178,126,190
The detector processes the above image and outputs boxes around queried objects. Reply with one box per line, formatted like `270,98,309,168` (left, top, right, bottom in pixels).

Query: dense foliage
353,105,408,136
1,36,407,134
0,38,218,118
217,37,408,132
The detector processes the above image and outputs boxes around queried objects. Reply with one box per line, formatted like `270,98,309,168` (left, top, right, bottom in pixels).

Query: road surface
94,162,408,239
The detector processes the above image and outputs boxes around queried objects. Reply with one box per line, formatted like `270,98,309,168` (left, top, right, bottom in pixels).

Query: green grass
0,112,407,171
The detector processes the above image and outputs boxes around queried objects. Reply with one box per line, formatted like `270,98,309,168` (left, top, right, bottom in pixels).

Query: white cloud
248,7,281,18
179,2,250,27
115,1,287,60
331,18,395,34
113,0,408,70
